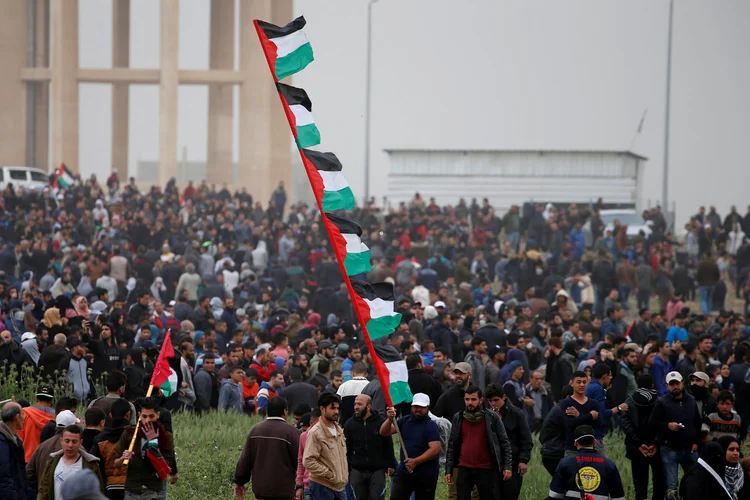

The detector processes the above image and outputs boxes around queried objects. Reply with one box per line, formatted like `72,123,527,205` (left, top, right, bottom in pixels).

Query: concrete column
239,0,293,206
207,0,235,185
33,0,50,171
239,0,273,203
159,0,179,187
50,0,79,172
270,0,294,201
112,0,130,176
0,0,28,166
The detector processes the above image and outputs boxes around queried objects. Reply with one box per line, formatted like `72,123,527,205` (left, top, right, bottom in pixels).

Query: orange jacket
18,406,55,461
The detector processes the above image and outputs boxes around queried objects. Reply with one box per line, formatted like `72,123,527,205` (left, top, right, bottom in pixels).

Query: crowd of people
0,171,749,500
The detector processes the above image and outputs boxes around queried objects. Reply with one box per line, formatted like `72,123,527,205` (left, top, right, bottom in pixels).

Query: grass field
167,411,648,500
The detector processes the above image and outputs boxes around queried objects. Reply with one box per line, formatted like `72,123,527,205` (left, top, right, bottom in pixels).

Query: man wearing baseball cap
547,425,626,500
648,371,702,498
18,383,56,462
434,362,472,421
381,393,441,500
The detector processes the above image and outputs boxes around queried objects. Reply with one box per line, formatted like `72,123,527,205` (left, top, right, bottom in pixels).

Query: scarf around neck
725,463,744,500
462,407,484,423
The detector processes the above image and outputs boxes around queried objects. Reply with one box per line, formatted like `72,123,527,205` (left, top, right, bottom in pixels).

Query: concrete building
0,0,293,204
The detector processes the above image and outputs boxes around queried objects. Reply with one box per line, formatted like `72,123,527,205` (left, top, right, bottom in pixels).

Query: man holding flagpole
115,330,178,500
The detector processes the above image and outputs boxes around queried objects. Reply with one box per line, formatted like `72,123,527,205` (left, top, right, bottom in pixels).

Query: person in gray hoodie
218,365,245,414
59,339,91,402
464,336,488,391
175,263,201,303
634,257,654,310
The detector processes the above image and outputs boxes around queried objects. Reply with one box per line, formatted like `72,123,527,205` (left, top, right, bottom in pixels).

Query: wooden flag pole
393,418,409,460
122,384,154,465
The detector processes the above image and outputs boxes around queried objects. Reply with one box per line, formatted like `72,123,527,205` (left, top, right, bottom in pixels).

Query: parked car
0,166,51,192
599,209,652,238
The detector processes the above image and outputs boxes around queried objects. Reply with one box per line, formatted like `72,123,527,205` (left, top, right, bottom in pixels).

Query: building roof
383,149,649,162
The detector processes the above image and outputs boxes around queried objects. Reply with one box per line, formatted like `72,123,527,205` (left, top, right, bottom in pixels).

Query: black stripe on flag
301,149,343,172
325,213,363,237
276,83,312,112
257,16,306,40
351,280,396,302
373,344,402,364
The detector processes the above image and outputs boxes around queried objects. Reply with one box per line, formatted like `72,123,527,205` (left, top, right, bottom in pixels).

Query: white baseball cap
666,371,683,384
21,332,37,342
56,410,81,427
433,301,446,309
411,393,430,407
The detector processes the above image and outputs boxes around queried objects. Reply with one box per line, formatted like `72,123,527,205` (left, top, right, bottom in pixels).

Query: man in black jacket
648,371,702,498
343,395,396,500
406,353,443,411
444,385,512,500
434,362,471,420
484,384,533,500
620,374,664,500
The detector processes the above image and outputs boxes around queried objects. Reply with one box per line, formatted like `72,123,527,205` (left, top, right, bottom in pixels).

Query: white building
78,0,750,225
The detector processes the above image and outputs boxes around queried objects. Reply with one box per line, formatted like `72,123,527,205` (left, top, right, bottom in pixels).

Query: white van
0,166,51,192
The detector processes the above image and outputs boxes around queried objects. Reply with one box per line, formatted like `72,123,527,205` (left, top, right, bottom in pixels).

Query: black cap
242,341,256,350
36,384,54,400
67,338,87,348
300,413,312,427
574,425,595,442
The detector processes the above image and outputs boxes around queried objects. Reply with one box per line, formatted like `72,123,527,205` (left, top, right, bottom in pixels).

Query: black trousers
500,464,523,500
456,467,495,500
350,468,386,500
541,456,561,476
390,470,437,500
630,453,664,500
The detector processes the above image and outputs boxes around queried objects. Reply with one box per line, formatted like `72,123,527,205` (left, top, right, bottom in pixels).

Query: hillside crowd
0,172,750,500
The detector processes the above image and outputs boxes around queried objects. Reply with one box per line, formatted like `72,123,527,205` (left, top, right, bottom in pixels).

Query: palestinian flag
301,149,355,212
255,16,314,81
350,281,402,340
150,330,176,396
372,344,412,406
325,213,372,276
276,83,320,149
53,163,75,189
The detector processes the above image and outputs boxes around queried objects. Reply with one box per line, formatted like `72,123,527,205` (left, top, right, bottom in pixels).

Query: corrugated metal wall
386,150,639,211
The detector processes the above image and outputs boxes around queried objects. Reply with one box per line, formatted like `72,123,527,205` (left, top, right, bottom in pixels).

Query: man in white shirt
38,425,104,500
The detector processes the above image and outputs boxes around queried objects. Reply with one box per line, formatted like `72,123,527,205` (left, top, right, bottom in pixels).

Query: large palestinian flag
255,16,314,81
372,344,412,406
325,213,372,276
150,330,177,396
276,83,320,149
301,149,356,212
350,281,401,340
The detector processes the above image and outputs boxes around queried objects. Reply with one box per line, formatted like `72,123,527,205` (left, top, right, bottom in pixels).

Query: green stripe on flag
296,123,320,149
322,187,356,212
389,381,413,406
276,43,314,80
344,250,372,276
366,315,402,340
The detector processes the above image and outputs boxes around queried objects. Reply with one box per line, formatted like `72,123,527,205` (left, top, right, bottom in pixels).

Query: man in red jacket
250,347,274,382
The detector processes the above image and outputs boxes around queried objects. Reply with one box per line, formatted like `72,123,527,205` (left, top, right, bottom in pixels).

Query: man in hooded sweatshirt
464,337,488,392
17,384,56,462
218,365,245,414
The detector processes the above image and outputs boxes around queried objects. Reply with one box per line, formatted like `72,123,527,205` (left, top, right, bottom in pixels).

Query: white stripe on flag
290,104,314,126
363,298,399,320
384,360,408,383
271,30,309,58
318,171,349,191
342,233,369,254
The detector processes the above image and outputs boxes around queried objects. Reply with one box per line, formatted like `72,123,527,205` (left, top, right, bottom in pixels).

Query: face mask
716,375,723,385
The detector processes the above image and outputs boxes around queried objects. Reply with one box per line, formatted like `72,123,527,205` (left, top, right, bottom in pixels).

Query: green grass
166,411,649,500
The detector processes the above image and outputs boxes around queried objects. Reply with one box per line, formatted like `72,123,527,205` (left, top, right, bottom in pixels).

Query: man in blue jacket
648,371,702,499
584,363,628,456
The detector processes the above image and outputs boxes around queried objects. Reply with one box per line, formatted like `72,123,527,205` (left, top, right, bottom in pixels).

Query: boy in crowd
708,390,744,443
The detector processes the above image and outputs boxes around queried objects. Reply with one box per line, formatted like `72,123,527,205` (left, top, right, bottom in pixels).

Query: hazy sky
77,0,750,225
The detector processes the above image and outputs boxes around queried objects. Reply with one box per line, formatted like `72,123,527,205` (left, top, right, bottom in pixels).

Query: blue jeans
660,446,697,497
508,232,519,252
310,481,346,500
699,286,714,315
619,285,632,310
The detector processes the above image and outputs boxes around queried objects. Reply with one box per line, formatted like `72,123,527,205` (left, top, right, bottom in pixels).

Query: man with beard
343,395,396,500
688,371,716,433
610,347,638,406
484,384,532,500
444,386,512,500
648,371,702,498
381,394,441,500
434,362,472,421
84,322,122,384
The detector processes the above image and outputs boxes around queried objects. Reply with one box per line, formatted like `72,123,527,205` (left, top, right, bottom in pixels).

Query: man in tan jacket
303,392,348,499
